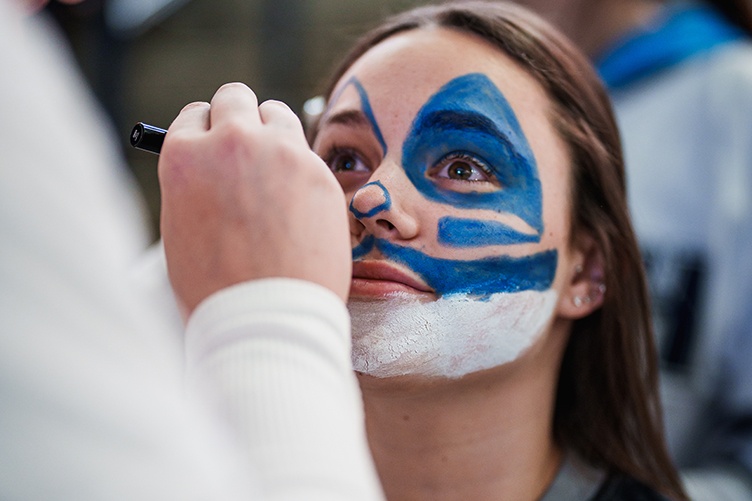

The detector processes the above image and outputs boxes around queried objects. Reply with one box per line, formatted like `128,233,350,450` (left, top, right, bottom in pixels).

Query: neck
359,320,570,501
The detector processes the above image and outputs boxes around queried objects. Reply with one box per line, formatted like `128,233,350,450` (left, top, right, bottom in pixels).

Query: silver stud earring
573,296,584,307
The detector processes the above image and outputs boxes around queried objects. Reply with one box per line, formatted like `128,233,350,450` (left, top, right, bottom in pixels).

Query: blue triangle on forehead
431,74,535,151
335,77,388,155
401,72,544,237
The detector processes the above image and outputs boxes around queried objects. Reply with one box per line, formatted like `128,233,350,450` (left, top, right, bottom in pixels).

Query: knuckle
260,99,291,112
218,81,255,98
180,101,209,114
219,81,248,91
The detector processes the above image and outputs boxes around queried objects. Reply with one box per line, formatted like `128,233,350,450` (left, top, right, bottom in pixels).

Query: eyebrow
420,109,520,149
318,109,372,129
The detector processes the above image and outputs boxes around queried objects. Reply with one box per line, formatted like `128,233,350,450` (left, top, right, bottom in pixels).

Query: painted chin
348,289,559,379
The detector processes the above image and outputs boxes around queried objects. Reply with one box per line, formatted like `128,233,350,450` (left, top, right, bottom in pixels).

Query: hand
158,82,352,313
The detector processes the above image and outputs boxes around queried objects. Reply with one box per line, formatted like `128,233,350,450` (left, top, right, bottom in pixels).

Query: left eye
429,153,498,184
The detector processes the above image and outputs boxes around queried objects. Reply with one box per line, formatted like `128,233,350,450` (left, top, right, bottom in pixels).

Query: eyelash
430,152,500,185
320,145,372,174
319,143,500,193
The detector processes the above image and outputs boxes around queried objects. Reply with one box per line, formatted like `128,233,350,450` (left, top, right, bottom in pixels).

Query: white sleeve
0,2,383,500
185,279,385,501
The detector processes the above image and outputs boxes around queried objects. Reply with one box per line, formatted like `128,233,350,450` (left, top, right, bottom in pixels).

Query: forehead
330,27,553,144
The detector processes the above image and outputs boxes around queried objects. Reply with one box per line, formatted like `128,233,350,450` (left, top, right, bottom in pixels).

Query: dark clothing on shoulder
592,473,670,500
540,455,670,500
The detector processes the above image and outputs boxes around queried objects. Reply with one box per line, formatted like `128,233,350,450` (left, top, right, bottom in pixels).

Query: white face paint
349,289,559,379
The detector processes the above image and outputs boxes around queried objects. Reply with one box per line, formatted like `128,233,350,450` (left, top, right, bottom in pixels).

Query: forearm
185,278,384,501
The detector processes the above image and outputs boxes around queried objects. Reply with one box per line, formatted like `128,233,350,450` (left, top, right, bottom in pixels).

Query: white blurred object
683,467,752,501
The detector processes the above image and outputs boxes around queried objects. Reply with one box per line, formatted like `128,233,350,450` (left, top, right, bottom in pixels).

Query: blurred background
43,0,429,240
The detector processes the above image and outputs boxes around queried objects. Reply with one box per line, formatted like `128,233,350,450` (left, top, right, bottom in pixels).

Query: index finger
209,82,261,129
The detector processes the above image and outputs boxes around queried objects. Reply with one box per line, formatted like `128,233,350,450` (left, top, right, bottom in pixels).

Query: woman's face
313,27,580,379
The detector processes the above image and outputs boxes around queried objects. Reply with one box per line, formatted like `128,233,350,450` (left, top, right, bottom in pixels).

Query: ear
557,233,606,319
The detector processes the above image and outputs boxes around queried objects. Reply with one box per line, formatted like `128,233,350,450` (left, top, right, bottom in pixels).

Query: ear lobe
558,235,606,319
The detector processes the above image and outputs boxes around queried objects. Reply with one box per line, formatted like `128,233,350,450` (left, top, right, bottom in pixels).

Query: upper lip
352,260,433,293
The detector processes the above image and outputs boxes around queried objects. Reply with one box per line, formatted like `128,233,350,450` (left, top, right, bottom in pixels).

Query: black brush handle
130,122,166,155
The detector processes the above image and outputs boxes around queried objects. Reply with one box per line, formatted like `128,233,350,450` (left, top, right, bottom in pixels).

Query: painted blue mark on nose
350,180,392,219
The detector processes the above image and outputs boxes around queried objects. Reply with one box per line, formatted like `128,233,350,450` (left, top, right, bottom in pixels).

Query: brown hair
310,1,687,499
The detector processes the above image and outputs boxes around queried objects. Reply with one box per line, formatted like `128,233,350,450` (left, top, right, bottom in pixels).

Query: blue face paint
402,73,544,241
353,235,557,296
329,77,388,155
349,181,391,219
437,217,539,247
345,73,557,297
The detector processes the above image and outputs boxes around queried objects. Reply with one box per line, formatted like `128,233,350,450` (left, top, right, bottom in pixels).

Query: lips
351,260,433,297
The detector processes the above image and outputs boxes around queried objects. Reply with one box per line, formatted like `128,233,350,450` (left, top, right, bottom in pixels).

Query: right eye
324,147,371,174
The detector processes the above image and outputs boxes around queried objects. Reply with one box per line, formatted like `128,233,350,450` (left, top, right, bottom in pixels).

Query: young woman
307,2,688,500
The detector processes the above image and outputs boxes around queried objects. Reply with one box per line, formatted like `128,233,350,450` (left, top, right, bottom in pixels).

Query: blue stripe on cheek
438,216,540,247
373,238,557,297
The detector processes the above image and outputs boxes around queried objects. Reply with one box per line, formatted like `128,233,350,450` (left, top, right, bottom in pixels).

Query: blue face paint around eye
401,73,544,243
353,235,557,297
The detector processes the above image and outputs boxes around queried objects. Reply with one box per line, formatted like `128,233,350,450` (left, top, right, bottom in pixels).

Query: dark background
45,0,428,240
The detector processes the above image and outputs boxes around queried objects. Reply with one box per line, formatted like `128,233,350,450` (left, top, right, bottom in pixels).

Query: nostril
350,217,367,235
376,219,395,231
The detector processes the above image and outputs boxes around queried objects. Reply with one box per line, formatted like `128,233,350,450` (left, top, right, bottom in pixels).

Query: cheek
538,184,573,259
536,217,575,298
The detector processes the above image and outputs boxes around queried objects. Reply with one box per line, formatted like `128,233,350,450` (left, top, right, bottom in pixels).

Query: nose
349,176,419,241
